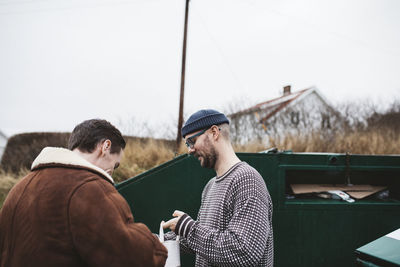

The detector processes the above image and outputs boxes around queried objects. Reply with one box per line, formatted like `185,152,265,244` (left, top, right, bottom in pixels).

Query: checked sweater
175,161,273,266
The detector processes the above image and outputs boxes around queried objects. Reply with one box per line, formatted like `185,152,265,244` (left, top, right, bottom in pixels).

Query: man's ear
101,139,112,154
211,125,220,140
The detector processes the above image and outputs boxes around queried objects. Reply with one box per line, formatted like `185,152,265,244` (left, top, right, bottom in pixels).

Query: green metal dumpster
355,228,400,266
115,152,400,267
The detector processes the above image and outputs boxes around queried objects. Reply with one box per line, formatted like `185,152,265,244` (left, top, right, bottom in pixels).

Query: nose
188,146,195,154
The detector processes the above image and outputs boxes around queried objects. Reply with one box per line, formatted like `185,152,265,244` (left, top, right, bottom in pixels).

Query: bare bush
366,100,400,132
228,97,400,154
117,115,177,140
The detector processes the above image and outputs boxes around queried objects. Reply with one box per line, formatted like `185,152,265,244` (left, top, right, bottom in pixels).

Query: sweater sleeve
68,180,167,267
175,172,272,266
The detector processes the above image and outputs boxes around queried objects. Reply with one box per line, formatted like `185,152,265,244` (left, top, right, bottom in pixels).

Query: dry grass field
266,130,400,155
0,169,27,207
1,100,399,207
1,127,399,207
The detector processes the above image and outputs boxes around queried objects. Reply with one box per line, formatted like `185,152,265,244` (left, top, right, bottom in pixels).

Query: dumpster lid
356,228,400,265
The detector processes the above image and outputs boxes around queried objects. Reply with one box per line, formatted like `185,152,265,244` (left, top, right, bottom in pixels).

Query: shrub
0,132,70,173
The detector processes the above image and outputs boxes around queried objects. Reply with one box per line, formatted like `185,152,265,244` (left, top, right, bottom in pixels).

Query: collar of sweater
31,147,114,184
215,161,243,182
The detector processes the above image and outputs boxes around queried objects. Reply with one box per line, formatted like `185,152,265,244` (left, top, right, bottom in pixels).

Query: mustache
193,152,203,159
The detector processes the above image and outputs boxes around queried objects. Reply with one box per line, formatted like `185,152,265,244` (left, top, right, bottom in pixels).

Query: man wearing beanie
163,109,273,266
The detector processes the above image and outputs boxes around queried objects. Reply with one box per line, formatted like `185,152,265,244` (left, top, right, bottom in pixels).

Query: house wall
229,91,341,145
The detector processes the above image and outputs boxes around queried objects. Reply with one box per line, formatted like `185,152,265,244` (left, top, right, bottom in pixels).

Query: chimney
283,85,291,95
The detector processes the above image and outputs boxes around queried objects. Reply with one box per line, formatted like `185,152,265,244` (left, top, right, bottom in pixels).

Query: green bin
116,152,400,266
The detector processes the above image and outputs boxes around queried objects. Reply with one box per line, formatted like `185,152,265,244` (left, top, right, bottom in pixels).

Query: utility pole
176,0,190,151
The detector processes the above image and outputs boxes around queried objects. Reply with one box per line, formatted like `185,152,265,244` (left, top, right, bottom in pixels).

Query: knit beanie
181,109,229,138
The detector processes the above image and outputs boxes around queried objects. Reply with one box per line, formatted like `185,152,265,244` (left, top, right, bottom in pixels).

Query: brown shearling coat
0,147,167,267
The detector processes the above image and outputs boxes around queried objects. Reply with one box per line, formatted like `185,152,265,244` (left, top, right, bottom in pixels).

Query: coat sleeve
68,179,167,267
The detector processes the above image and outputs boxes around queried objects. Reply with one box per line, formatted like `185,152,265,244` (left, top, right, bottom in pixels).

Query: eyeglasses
185,126,221,149
185,128,207,149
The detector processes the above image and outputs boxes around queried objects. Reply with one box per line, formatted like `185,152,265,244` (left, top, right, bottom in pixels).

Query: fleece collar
31,147,114,184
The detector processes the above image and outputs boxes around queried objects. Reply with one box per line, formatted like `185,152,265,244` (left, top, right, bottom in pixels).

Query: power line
192,3,248,95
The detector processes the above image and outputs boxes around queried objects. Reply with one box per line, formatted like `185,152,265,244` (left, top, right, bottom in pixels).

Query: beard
195,137,217,169
200,148,217,169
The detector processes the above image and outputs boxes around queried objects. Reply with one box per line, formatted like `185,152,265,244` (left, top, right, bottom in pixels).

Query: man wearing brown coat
0,119,167,267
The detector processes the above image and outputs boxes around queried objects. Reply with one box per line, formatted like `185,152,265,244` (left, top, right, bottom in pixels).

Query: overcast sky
1,0,399,138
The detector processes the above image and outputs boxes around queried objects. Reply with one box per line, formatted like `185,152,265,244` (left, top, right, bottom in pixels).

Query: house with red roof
228,86,341,144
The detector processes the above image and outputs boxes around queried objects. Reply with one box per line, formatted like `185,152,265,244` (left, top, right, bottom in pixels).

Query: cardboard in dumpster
290,184,387,199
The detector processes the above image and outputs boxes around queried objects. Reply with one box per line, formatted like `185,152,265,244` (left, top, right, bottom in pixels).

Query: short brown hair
68,119,126,154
